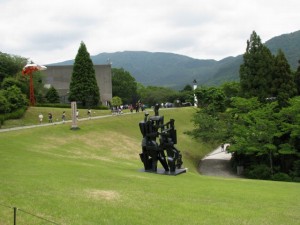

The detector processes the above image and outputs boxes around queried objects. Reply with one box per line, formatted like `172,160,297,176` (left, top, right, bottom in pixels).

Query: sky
1,0,299,65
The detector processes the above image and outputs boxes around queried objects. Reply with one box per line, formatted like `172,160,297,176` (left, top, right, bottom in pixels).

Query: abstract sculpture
22,64,47,106
139,106,186,175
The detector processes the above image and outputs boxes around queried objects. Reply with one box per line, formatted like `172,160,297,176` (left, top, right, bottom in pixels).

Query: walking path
199,144,241,178
0,113,122,133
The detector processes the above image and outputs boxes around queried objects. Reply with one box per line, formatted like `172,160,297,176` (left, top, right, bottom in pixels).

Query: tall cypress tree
68,42,100,107
272,50,297,107
294,60,300,95
240,31,274,101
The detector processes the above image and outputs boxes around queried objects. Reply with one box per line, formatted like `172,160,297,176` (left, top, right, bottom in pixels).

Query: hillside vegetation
51,30,300,88
0,107,299,224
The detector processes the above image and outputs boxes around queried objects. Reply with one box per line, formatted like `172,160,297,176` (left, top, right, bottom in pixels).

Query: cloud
0,0,300,64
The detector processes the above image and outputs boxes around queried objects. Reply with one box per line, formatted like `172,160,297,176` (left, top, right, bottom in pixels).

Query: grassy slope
0,107,299,225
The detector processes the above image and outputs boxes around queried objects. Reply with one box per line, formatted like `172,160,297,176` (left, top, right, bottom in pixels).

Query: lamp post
193,79,198,107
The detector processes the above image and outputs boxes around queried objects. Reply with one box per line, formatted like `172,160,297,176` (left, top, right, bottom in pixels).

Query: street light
193,79,198,107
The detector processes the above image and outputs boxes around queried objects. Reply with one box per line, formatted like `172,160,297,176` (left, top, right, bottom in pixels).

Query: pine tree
240,31,274,101
68,42,100,107
45,86,60,103
272,50,297,107
294,60,300,95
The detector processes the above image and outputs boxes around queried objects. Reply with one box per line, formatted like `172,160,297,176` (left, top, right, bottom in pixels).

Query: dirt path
199,144,240,178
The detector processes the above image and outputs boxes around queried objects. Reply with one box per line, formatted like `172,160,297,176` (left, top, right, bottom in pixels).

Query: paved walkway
0,113,122,133
199,144,241,178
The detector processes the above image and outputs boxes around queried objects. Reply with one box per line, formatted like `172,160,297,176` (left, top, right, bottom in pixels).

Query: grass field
0,107,299,225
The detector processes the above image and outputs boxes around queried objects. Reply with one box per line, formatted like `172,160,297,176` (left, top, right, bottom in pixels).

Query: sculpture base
140,168,187,176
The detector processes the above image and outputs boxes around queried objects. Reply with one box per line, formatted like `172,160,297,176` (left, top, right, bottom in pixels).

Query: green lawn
0,107,299,225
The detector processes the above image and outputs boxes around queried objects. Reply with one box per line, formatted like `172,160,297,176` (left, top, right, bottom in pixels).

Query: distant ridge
49,30,300,89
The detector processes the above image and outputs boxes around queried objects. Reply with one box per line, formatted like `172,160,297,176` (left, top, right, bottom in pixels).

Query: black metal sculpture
139,106,186,175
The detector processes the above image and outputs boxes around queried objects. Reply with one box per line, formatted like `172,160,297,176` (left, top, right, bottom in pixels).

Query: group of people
38,109,92,124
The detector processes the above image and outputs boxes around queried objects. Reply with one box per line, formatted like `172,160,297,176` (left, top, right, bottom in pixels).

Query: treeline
188,31,300,182
0,52,62,126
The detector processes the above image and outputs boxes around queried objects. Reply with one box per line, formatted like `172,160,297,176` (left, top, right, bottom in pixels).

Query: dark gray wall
43,65,112,105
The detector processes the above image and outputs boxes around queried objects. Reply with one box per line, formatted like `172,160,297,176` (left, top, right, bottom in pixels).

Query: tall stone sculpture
139,107,186,175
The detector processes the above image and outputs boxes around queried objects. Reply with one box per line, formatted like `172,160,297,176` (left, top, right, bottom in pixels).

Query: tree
271,50,297,107
111,96,122,107
240,31,274,101
181,84,193,92
195,87,226,115
0,91,10,114
294,60,300,95
1,77,22,90
3,85,28,112
0,52,27,83
112,68,138,104
45,86,60,103
138,86,177,107
68,42,100,107
220,81,240,99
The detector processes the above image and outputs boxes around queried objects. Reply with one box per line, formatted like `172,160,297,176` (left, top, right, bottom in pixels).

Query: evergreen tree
68,42,100,107
45,86,60,103
294,60,300,95
272,50,297,107
240,31,274,101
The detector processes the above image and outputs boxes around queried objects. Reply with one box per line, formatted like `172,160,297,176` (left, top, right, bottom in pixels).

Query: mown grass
0,107,299,225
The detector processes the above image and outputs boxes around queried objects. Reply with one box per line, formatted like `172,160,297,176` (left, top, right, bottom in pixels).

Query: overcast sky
1,0,299,65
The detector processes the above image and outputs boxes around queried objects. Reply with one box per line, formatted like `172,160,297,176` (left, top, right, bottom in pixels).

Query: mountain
50,30,300,89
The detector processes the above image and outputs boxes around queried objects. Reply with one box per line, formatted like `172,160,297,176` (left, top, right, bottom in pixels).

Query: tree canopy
68,42,100,107
112,68,138,104
240,31,274,101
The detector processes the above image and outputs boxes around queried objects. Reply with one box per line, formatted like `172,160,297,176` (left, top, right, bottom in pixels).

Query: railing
0,202,60,225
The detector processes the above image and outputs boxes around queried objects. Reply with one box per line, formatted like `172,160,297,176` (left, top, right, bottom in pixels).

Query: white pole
193,80,198,107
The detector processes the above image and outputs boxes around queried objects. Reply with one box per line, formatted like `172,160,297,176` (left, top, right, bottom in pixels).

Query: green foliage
272,173,292,182
293,60,300,95
1,77,22,90
112,68,138,104
220,81,241,99
45,86,60,103
138,85,177,106
68,42,100,107
240,31,274,101
111,96,122,106
187,110,229,143
0,91,10,114
272,50,297,107
0,52,27,82
195,86,226,114
2,85,28,112
181,84,193,92
244,164,272,180
0,107,26,126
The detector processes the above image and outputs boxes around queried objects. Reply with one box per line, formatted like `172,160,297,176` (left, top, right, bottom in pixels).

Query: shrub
271,173,292,182
244,164,272,180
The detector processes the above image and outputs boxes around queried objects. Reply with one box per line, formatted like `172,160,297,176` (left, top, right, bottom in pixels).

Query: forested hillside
50,30,300,89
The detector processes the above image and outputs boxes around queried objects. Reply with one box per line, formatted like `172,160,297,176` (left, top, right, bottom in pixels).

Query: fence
0,202,60,225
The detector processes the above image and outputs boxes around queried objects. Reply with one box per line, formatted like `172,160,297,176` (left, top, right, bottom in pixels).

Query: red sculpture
22,64,47,106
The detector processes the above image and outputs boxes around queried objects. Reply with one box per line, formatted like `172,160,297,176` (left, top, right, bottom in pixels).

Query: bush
292,160,300,177
244,164,272,180
0,107,27,126
271,173,292,182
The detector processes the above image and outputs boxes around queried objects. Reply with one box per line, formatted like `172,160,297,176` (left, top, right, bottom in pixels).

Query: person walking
48,112,53,123
38,113,43,124
62,111,66,123
76,110,79,120
87,109,91,119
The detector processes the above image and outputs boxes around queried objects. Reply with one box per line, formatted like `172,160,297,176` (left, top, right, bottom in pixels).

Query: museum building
42,64,112,105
